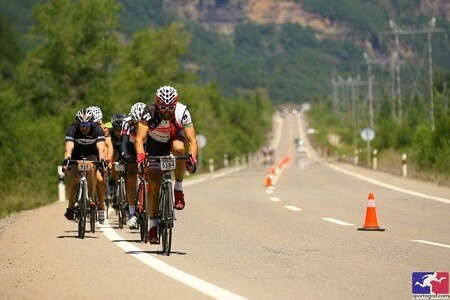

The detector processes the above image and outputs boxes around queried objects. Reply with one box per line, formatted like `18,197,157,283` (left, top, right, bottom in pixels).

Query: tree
15,0,121,115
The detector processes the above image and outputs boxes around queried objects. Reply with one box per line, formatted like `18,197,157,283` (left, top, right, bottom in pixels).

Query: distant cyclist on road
62,109,107,221
135,86,198,243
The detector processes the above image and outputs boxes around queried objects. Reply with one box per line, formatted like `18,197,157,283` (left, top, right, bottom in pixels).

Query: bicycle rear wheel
160,183,173,255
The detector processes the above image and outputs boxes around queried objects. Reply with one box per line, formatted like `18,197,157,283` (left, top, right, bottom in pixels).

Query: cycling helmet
87,106,103,123
156,86,178,106
76,108,93,123
130,102,146,121
111,113,126,129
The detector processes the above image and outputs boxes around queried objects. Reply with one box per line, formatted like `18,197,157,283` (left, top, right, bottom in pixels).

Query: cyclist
62,109,107,221
109,112,127,209
135,86,198,244
121,103,146,229
86,105,114,223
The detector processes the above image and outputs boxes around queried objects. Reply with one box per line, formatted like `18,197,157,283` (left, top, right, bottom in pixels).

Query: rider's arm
135,122,148,160
184,126,198,159
97,141,106,161
64,141,74,159
105,136,114,162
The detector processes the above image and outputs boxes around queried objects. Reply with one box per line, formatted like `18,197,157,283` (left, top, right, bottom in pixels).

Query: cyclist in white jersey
135,85,198,244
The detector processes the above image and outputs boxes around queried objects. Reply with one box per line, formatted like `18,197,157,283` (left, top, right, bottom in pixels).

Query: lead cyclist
134,86,198,244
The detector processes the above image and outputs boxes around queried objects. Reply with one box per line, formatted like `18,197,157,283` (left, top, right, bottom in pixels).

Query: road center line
326,164,450,204
321,217,354,226
269,197,281,202
285,205,302,211
410,239,450,249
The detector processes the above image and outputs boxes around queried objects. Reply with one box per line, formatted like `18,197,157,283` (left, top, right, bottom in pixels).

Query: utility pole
385,17,445,131
363,52,390,129
388,20,402,123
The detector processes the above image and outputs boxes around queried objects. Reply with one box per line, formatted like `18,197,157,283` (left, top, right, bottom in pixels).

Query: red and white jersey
140,102,193,143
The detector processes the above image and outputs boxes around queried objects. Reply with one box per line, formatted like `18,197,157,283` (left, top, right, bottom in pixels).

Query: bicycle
147,154,190,255
67,158,104,239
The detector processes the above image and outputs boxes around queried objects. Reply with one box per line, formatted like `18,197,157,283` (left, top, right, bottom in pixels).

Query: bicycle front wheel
160,183,173,255
137,180,148,243
78,182,88,239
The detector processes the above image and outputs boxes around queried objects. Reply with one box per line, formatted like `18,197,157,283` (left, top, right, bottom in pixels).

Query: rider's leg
147,168,163,219
147,168,162,243
172,139,186,184
96,170,106,210
68,168,80,208
125,163,138,228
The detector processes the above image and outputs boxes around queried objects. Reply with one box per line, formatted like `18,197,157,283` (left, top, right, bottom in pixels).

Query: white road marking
410,239,450,249
284,205,302,211
269,197,281,202
326,164,450,204
321,217,354,226
102,221,247,300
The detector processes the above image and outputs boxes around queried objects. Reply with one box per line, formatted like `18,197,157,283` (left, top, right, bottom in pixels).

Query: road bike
147,154,190,255
68,158,104,239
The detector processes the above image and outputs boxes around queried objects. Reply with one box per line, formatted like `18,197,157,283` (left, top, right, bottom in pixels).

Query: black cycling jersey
120,116,139,161
65,122,105,160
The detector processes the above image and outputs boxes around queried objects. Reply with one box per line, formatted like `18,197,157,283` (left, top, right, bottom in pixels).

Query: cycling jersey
120,115,139,161
65,122,105,160
140,103,193,143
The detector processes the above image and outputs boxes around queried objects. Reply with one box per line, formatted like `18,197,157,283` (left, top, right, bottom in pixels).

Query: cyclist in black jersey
86,105,113,224
62,109,107,221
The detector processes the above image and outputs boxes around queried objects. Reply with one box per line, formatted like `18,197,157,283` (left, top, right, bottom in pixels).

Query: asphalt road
1,112,449,299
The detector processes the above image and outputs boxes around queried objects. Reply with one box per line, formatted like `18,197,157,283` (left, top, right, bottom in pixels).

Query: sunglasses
80,122,92,128
159,105,176,112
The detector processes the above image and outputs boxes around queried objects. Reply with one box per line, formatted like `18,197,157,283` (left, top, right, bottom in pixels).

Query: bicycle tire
118,178,126,229
78,182,87,239
89,201,96,233
160,182,173,255
137,180,148,243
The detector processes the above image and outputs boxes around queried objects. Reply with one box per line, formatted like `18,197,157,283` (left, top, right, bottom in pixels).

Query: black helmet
111,113,126,129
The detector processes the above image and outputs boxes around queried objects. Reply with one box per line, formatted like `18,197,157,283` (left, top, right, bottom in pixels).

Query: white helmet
76,108,94,123
156,86,178,106
130,102,146,121
87,106,103,123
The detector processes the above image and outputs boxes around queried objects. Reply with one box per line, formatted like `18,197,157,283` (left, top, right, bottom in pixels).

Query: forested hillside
0,0,274,218
0,0,449,217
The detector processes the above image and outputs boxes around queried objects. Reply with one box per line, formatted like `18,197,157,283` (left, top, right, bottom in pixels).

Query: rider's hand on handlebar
62,157,71,174
136,153,146,175
186,154,197,174
99,159,108,173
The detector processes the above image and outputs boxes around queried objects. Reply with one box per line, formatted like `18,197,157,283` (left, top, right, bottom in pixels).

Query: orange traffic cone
264,167,274,187
357,193,385,231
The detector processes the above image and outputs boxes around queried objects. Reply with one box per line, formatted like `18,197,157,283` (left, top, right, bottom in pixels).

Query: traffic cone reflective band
357,193,385,231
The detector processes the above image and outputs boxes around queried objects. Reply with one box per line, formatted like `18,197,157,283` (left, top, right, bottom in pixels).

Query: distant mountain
1,0,449,103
